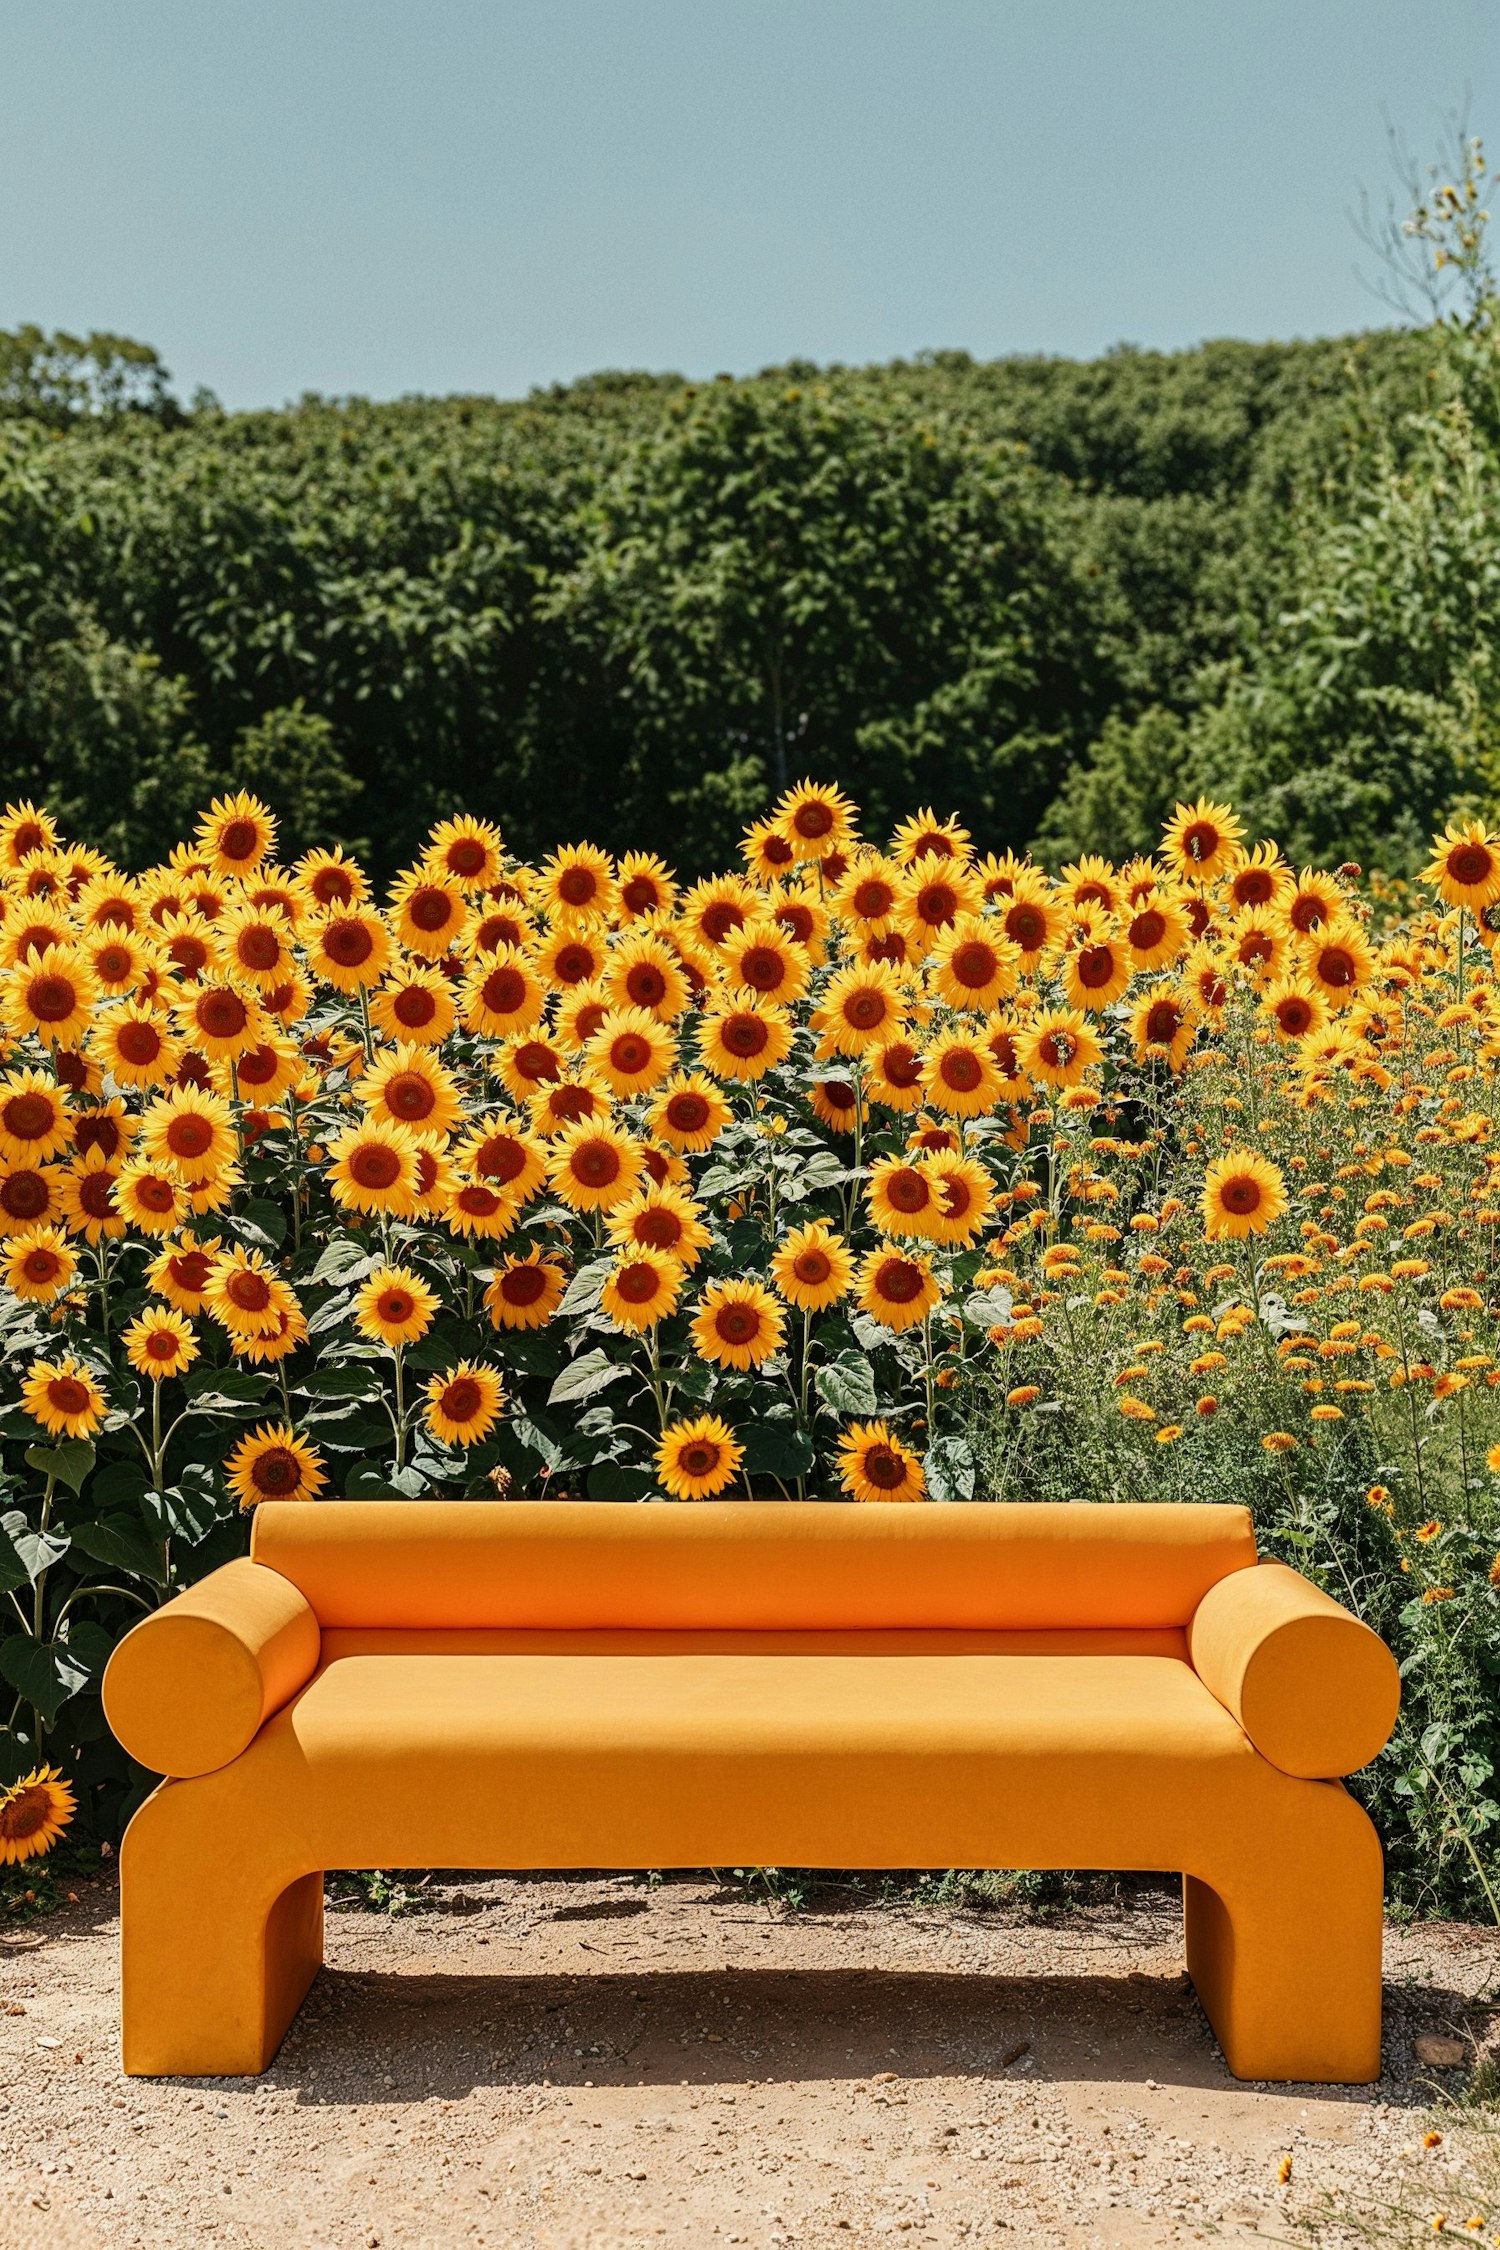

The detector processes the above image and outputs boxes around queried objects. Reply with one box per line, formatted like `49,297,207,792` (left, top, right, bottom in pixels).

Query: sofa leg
1184,1809,1385,2083
120,1790,323,2077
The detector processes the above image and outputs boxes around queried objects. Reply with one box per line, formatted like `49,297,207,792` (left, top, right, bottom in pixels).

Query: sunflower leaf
923,1433,977,1504
0,1633,90,1719
23,1441,95,1495
548,1349,628,1406
310,1238,380,1286
814,1354,879,1419
69,1516,169,1585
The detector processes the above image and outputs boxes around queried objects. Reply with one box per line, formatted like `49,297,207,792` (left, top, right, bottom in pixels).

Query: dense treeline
0,257,1494,877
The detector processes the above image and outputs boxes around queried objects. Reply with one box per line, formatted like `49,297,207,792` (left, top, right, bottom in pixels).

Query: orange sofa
102,1500,1399,2083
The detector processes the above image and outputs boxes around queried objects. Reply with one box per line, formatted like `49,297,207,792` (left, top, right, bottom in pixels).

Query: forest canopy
2,145,1495,880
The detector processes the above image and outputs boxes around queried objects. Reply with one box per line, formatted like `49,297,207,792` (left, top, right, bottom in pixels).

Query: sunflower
456,1120,548,1203
369,966,457,1047
615,850,678,923
484,1253,567,1330
1423,819,1500,910
837,1420,925,1503
866,1036,926,1112
82,927,155,995
890,807,970,866
1278,869,1342,936
424,1362,505,1447
774,778,857,863
424,813,503,892
0,1159,62,1238
1058,854,1123,918
222,1034,300,1106
0,800,58,870
1261,978,1328,1044
2,1217,72,1302
929,917,1021,1012
721,918,811,1008
979,1013,1029,1098
259,969,313,1028
444,1175,518,1239
897,854,983,948
226,1422,327,1509
855,1254,941,1346
601,1247,684,1331
1059,928,1132,1012
21,1354,106,1439
867,1155,940,1239
324,1116,422,1219
690,1277,785,1370
648,1071,733,1153
1224,909,1288,983
526,1072,612,1139
554,983,611,1054
1202,1149,1289,1240
491,1037,562,1112
195,792,276,876
678,874,755,952
920,1029,1004,1118
153,907,219,984
220,903,297,991
354,1263,439,1348
170,979,265,1062
538,844,618,926
808,1077,859,1133
535,926,608,995
294,844,368,912
0,1767,75,1866
1161,798,1244,884
696,999,793,1083
766,883,830,961
1226,842,1292,915
607,1184,711,1269
308,908,393,994
833,852,903,932
741,815,800,885
547,1118,643,1212
0,908,72,968
819,960,907,1055
0,1069,71,1166
923,1153,993,1248
140,1086,236,1183
409,1139,458,1218
605,932,690,1021
390,868,469,960
640,1140,691,1190
122,1305,200,1382
463,894,537,956
1120,889,1190,973
1015,1008,1102,1094
204,1244,297,1337
771,1220,853,1312
145,1234,220,1313
3,944,97,1048
114,1158,190,1237
357,1044,463,1138
462,945,547,1038
1129,989,1196,1070
994,874,1065,963
656,1413,743,1500
56,1150,124,1242
1299,918,1374,1007
586,1006,679,1098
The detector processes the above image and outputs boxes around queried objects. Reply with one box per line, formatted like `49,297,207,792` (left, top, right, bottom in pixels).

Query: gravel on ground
2,1868,1498,2248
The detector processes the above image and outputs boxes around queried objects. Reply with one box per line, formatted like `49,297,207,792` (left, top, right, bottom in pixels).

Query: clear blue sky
1,0,1494,409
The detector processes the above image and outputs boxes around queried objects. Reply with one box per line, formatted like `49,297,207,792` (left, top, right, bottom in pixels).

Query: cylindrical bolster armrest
1189,1560,1399,1779
102,1558,320,1778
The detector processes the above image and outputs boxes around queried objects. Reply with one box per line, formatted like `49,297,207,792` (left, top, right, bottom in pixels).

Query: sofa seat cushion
239,1647,1279,1877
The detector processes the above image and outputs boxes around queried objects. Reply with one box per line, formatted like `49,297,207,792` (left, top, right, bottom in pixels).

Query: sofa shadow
225,1963,1440,2106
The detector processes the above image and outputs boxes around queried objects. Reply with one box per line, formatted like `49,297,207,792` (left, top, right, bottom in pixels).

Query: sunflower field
0,782,1498,1912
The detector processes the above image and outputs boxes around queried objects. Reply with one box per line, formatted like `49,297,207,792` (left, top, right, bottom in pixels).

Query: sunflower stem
394,1344,407,1471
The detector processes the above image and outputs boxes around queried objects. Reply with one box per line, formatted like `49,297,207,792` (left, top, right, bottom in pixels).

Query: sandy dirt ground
1,1869,1497,2250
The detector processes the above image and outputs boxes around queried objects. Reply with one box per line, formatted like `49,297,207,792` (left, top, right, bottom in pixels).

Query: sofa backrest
251,1500,1256,1630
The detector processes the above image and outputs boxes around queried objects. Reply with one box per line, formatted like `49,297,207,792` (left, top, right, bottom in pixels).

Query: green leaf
493,1330,564,1379
0,1634,90,1721
586,1462,656,1502
143,1463,223,1543
90,1458,151,1513
300,1367,383,1399
0,1508,69,1583
236,1198,287,1249
24,1441,95,1495
557,1257,613,1317
310,1238,379,1286
740,1417,815,1480
923,1434,977,1505
183,1369,272,1413
814,1353,879,1418
69,1516,168,1585
549,1350,629,1407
